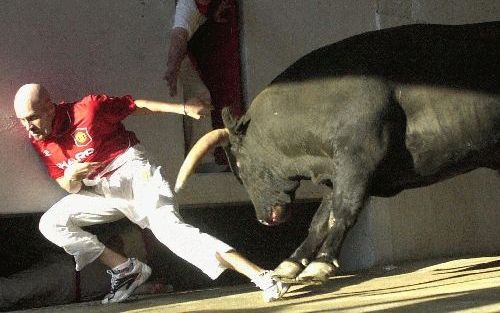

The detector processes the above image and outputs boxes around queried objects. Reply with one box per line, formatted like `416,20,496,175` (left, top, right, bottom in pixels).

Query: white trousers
39,145,232,280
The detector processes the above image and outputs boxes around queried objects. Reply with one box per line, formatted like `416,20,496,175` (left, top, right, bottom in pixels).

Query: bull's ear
222,107,250,136
234,115,250,136
222,107,237,130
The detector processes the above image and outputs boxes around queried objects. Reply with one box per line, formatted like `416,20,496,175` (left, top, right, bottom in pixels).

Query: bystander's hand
164,65,180,97
164,27,189,97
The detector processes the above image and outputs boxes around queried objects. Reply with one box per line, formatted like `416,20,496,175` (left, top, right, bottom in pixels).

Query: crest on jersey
72,128,92,147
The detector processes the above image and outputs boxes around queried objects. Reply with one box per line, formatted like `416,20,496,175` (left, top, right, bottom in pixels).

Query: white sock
113,258,132,272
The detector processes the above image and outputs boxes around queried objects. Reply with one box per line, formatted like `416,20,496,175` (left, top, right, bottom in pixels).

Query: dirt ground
15,255,500,313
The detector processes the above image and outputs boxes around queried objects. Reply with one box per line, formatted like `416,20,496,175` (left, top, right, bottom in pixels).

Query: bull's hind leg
272,194,333,283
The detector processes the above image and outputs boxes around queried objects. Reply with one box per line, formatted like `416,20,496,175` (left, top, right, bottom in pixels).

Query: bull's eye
236,161,240,168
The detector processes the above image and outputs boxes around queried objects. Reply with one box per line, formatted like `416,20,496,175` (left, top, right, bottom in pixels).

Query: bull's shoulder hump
270,21,499,93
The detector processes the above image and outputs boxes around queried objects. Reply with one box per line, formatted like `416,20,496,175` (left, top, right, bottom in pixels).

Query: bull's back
243,22,499,187
273,22,499,95
268,21,500,176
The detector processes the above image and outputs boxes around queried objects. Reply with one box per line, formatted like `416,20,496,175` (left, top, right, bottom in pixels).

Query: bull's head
175,108,299,226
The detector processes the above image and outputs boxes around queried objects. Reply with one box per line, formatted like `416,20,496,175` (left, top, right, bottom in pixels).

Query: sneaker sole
272,276,323,285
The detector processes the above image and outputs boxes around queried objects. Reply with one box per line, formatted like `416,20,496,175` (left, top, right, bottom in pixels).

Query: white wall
239,0,500,269
240,0,500,102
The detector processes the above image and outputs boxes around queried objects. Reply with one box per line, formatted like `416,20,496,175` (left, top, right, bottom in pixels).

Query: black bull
176,22,499,284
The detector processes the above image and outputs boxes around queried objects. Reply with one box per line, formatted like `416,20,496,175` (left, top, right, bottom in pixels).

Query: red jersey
31,94,139,179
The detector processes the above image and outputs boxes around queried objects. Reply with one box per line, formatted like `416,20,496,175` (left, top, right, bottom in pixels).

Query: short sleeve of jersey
173,0,207,39
91,94,136,124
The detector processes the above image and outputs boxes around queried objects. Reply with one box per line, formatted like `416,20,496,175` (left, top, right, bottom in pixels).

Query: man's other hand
64,162,102,182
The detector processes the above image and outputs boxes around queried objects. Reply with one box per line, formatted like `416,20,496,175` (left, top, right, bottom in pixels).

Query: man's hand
184,97,213,120
56,161,101,194
64,162,102,182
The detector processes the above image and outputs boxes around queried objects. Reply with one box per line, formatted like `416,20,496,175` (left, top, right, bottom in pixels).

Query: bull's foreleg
297,157,372,284
295,91,392,283
272,194,333,283
297,178,368,283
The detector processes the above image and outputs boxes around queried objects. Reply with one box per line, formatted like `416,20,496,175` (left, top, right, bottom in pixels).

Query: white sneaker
102,258,152,304
252,270,290,302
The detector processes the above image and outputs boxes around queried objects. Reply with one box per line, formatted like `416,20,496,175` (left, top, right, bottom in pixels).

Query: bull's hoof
296,261,337,285
272,260,304,284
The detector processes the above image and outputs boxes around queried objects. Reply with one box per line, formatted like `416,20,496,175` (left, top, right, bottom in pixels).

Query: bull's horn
175,128,230,192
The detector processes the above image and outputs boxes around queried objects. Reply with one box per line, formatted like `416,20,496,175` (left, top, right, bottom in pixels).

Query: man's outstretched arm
133,98,212,120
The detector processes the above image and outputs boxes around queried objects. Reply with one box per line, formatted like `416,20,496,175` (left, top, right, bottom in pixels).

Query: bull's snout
258,204,288,226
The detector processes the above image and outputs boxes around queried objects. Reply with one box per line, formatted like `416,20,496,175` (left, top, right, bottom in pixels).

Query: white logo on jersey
43,150,52,157
56,148,95,169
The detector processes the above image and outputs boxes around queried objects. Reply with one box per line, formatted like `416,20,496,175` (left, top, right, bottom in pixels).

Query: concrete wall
238,0,500,270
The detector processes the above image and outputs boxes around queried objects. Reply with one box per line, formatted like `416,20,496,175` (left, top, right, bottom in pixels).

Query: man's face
15,98,54,141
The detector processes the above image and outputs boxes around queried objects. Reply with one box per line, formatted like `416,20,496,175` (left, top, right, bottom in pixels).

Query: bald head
14,84,55,140
14,84,51,115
